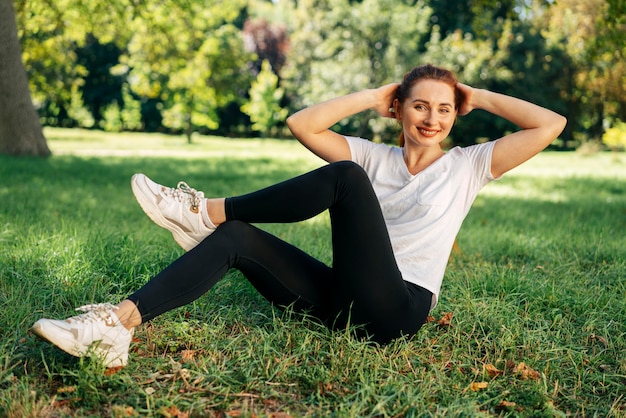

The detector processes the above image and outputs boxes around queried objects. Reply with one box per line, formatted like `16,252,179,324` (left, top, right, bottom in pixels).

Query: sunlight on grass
45,127,324,164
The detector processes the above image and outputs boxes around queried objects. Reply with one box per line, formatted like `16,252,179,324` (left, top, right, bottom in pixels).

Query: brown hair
396,64,462,146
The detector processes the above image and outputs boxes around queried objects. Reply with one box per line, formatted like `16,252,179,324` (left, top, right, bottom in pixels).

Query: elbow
554,114,567,138
286,114,294,129
557,114,567,132
286,114,299,137
286,113,305,142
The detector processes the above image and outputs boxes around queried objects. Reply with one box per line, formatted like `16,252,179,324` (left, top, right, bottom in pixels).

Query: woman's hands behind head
374,83,401,118
455,82,476,116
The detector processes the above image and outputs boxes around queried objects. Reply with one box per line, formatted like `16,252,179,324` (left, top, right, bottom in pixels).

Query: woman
32,64,566,368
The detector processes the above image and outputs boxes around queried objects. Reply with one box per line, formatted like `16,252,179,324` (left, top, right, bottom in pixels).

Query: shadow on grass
0,154,330,323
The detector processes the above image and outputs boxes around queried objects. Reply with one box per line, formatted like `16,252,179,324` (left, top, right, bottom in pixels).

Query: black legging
128,161,432,343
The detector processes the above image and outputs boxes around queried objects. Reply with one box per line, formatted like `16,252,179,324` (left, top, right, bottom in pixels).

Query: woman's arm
286,84,398,162
456,83,567,178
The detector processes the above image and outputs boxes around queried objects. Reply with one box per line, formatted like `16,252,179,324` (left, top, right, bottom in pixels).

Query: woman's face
397,79,457,148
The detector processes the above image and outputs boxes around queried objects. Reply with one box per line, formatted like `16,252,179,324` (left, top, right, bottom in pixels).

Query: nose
424,111,436,126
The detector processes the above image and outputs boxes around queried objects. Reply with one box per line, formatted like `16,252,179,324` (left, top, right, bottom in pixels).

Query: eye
415,104,427,111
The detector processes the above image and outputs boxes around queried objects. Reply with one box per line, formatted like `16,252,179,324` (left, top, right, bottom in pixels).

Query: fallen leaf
469,381,488,391
495,400,517,410
54,398,82,408
590,334,608,347
484,363,503,377
513,362,541,380
159,405,189,418
111,405,138,417
180,350,195,363
437,312,453,327
104,366,124,376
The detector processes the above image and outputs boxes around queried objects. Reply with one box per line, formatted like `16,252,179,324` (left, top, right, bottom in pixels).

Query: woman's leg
32,162,431,367
131,161,431,342
226,161,432,342
128,220,334,322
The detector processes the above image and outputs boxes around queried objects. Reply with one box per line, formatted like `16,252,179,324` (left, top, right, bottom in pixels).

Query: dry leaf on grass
180,349,196,363
495,400,518,410
104,365,124,376
159,405,189,418
437,312,454,327
484,363,503,377
469,381,488,391
590,333,608,347
111,405,138,417
513,362,541,380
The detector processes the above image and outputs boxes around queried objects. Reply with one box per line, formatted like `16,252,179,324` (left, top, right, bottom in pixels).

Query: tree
75,34,124,124
243,19,289,76
241,60,288,137
124,0,253,143
428,0,520,38
16,0,136,129
0,0,50,156
282,0,432,141
540,0,626,140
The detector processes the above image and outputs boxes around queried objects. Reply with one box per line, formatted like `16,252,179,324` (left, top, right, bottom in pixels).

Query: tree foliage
4,0,624,154
539,0,625,139
282,0,432,140
241,60,288,137
122,0,252,142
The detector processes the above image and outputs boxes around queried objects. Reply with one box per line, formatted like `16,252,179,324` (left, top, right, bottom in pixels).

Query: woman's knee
329,160,370,187
214,219,250,235
193,220,253,252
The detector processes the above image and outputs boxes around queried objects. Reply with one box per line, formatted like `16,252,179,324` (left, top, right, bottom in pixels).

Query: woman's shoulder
346,136,399,152
448,141,496,159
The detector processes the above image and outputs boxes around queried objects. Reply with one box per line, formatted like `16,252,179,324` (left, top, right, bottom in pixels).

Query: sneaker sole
31,322,129,368
130,174,198,251
31,321,85,358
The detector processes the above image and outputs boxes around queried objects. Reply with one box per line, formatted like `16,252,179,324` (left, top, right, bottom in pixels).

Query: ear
393,98,401,121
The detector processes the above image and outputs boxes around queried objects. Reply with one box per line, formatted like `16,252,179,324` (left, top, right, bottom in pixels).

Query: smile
418,128,439,136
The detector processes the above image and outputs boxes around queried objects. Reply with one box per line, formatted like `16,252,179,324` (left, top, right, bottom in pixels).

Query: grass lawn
1,128,625,417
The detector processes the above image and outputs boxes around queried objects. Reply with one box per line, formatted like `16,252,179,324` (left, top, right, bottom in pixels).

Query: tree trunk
0,0,50,156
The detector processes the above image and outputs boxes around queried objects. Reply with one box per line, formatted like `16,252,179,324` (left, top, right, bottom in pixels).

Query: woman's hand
373,83,400,118
455,82,476,116
287,86,399,163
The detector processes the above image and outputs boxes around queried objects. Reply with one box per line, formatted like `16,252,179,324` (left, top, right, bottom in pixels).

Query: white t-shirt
345,136,497,310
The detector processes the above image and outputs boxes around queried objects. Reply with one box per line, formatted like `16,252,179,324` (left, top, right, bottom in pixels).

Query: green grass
1,128,625,417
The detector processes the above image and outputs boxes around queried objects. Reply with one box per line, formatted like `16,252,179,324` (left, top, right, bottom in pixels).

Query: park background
1,0,625,154
1,0,625,417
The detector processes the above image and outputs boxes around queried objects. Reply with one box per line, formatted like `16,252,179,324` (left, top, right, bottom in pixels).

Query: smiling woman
32,63,566,369
393,64,462,148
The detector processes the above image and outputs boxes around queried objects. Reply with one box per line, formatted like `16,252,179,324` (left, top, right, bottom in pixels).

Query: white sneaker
131,174,215,251
31,304,133,368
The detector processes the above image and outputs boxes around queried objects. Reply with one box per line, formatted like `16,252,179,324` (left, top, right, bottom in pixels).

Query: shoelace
165,182,205,212
68,303,118,325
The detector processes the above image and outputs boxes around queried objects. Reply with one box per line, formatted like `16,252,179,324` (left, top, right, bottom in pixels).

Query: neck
402,145,444,175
